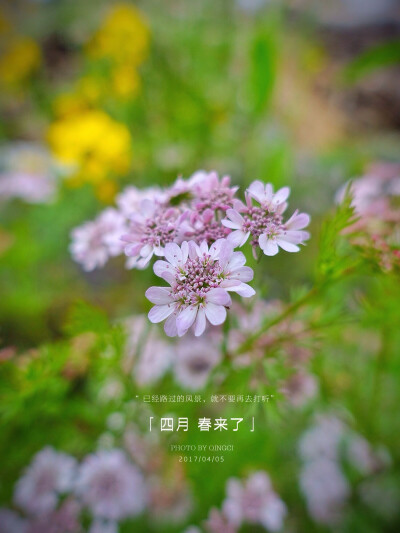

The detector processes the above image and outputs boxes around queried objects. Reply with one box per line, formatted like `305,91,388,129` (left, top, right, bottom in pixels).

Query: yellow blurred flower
47,110,131,186
0,36,41,87
87,3,150,67
111,65,141,99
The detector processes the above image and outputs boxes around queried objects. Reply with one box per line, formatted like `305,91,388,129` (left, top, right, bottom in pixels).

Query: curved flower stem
234,285,321,355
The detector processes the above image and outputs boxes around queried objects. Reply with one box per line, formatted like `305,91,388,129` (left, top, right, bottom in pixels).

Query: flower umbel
146,239,255,337
223,180,310,257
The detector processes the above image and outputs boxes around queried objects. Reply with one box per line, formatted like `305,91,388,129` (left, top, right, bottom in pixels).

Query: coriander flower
191,171,238,213
145,239,255,337
222,180,310,257
14,447,77,516
70,208,127,271
122,200,185,269
223,471,287,531
75,449,145,521
174,333,222,390
116,185,165,217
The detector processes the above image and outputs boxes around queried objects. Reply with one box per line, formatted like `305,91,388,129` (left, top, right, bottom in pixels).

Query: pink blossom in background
222,180,310,257
14,447,77,516
203,508,237,533
75,449,146,521
222,471,287,531
70,208,127,271
146,239,255,337
26,499,82,533
281,371,318,407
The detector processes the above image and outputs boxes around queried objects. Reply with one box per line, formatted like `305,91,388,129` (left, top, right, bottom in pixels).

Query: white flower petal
206,288,231,306
230,266,254,282
145,287,173,305
259,234,279,256
205,303,227,326
164,313,178,337
148,304,175,323
164,242,182,266
276,239,300,252
176,306,198,336
234,282,256,297
194,308,206,336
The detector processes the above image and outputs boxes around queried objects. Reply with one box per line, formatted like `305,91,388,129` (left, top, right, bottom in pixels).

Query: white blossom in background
299,458,350,524
0,508,28,533
14,447,77,516
88,519,118,533
75,449,146,521
116,185,165,217
298,414,392,525
173,334,222,390
124,315,172,386
222,471,287,531
70,208,127,272
0,143,57,204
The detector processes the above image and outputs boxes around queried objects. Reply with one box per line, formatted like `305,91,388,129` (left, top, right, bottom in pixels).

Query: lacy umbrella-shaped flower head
222,180,310,257
182,209,232,246
75,449,146,521
116,185,166,218
14,447,77,516
122,199,185,269
70,208,127,271
145,239,255,337
222,471,287,531
191,171,238,213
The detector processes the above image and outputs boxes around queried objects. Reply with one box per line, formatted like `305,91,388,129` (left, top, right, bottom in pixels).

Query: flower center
173,255,223,305
242,206,283,246
142,211,178,249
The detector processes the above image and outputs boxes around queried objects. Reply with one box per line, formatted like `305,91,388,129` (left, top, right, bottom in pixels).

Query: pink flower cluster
298,414,391,525
184,471,287,533
70,170,310,336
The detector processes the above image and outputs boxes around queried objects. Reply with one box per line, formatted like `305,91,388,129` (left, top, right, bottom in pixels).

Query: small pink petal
226,208,245,226
273,186,290,205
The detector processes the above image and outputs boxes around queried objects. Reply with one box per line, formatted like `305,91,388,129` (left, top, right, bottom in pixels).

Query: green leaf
343,40,400,83
316,184,359,282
